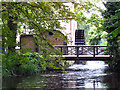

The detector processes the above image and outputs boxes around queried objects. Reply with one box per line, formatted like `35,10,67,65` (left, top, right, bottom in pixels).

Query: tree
74,1,107,45
2,2,74,54
102,2,120,72
75,1,120,71
1,2,75,75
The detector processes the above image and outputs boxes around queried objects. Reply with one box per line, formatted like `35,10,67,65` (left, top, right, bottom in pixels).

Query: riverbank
2,52,75,77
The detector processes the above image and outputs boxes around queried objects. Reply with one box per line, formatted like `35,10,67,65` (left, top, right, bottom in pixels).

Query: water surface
2,61,120,89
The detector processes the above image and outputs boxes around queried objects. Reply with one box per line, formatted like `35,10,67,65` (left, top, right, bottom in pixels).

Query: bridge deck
51,55,112,61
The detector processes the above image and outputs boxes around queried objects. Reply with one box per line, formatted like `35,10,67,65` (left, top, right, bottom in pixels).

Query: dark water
2,61,120,89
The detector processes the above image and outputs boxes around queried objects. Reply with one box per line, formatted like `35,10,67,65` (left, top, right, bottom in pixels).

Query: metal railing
54,45,110,58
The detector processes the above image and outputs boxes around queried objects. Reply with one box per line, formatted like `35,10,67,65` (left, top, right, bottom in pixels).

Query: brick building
20,30,67,53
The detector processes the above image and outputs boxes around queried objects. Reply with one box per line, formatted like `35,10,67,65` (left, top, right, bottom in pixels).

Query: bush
2,51,64,77
2,52,44,76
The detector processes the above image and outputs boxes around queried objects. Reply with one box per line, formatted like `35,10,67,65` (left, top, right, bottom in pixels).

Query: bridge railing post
96,47,98,55
81,47,83,55
62,46,68,55
93,46,95,58
77,46,79,57
60,47,62,53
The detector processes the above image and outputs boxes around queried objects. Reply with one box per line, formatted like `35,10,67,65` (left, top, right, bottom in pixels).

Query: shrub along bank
2,52,68,77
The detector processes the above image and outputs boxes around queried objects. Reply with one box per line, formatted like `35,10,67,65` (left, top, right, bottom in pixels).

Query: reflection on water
2,61,120,89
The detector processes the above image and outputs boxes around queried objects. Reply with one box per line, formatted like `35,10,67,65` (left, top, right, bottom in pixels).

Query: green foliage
2,2,74,53
2,51,64,77
75,1,107,45
0,54,2,82
77,23,90,44
2,2,75,76
103,2,120,72
2,53,21,76
107,10,120,39
75,1,120,72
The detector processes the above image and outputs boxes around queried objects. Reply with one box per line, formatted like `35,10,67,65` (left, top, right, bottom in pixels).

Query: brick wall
20,35,36,52
46,31,65,45
20,31,66,53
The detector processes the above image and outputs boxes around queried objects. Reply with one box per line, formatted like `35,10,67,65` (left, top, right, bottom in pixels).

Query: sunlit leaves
75,1,107,45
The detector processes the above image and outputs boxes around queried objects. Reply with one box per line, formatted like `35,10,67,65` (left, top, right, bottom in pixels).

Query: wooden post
77,46,79,57
93,46,95,57
96,47,98,55
60,47,62,54
66,46,68,55
81,47,83,55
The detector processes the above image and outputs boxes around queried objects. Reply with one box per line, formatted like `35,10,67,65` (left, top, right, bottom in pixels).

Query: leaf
112,26,120,38
108,21,118,29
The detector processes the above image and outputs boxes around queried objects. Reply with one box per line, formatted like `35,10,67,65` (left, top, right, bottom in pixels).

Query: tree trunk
7,16,17,54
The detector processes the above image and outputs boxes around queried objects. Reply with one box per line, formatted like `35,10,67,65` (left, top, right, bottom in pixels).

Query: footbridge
53,45,113,61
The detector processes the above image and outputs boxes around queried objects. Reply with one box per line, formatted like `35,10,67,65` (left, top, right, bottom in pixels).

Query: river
2,61,120,89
